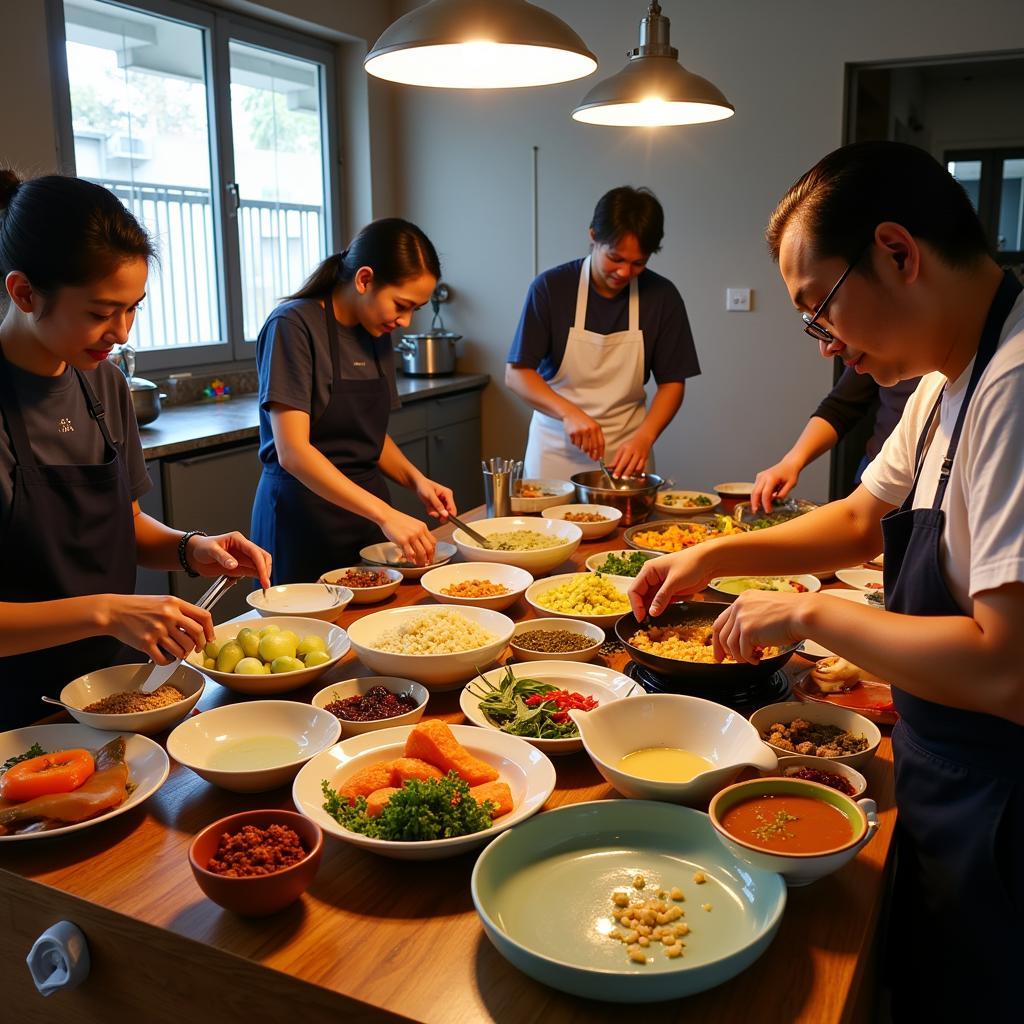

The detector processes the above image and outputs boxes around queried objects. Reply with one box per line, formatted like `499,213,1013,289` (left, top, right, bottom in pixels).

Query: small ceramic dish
713,482,755,500
509,618,604,663
59,662,205,735
189,809,323,916
762,754,868,799
510,479,575,514
419,561,533,612
311,676,428,737
359,541,457,579
319,566,403,605
246,582,353,622
749,701,881,770
708,574,821,599
540,504,621,540
835,568,885,593
654,490,722,516
525,572,632,628
583,548,656,578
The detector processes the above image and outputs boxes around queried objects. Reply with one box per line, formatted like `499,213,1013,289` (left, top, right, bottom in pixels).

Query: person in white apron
506,187,700,480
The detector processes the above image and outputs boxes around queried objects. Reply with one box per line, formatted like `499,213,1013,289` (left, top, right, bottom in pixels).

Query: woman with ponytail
251,218,456,582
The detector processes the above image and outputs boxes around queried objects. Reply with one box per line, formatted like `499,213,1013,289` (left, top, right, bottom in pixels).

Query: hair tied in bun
0,169,21,210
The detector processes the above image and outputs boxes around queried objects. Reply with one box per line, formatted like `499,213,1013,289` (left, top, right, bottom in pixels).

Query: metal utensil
445,512,491,549
597,458,618,489
40,695,78,713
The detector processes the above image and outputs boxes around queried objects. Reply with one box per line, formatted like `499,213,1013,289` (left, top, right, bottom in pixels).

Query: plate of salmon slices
0,724,169,841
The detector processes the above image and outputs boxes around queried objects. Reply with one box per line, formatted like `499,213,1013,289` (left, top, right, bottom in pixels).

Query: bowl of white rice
452,516,582,576
346,605,515,690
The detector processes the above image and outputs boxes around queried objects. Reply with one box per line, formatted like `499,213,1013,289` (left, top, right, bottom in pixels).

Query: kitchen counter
138,372,489,460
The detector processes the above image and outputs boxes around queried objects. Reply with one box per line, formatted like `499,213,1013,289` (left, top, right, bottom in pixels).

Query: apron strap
323,294,383,382
573,256,592,331
628,273,639,333
76,369,119,453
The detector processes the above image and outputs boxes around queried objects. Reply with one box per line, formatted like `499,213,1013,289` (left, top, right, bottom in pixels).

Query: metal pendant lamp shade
365,0,597,90
573,2,734,127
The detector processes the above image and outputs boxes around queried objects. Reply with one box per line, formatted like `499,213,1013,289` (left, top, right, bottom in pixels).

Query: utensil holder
482,457,523,518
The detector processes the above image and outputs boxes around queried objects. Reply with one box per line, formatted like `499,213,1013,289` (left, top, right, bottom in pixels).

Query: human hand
610,433,652,479
628,549,713,620
750,458,801,514
415,476,457,520
103,593,215,663
711,590,809,663
186,532,272,590
380,510,437,565
562,408,605,460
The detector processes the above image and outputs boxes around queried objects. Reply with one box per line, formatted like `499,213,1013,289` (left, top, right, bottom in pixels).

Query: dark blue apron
0,352,137,729
882,271,1024,1019
251,297,392,585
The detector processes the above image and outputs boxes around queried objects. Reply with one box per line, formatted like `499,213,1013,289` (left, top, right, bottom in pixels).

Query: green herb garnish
1,743,45,776
468,665,579,740
596,550,653,577
321,772,495,841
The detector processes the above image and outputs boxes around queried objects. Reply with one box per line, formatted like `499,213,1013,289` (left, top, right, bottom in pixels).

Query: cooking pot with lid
128,377,167,426
395,331,461,377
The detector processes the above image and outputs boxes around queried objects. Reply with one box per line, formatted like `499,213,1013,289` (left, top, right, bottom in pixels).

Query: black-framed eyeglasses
801,251,864,343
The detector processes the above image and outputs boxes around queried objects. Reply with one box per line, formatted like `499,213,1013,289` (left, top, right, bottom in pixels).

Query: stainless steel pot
570,470,669,526
129,377,167,426
395,331,460,377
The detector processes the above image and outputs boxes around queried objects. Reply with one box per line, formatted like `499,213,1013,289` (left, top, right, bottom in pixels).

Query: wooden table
0,512,896,1023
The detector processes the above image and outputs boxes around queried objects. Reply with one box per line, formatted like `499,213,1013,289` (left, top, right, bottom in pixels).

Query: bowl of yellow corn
524,571,633,628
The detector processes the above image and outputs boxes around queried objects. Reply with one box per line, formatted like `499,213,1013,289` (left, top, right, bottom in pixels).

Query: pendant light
572,1,733,127
364,0,597,90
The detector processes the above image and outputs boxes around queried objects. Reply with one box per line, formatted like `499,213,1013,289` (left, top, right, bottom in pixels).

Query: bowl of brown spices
510,618,604,663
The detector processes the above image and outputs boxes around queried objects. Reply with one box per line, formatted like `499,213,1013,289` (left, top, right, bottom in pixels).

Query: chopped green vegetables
321,773,494,841
468,665,597,739
595,550,653,577
1,743,45,776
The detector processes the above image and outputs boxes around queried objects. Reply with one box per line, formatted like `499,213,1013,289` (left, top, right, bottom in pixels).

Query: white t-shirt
861,288,1024,614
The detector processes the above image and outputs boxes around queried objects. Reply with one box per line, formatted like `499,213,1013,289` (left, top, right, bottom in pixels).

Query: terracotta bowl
189,809,323,916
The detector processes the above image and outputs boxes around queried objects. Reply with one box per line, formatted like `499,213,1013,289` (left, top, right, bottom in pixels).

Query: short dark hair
0,170,154,301
590,186,665,256
766,141,990,269
288,217,440,301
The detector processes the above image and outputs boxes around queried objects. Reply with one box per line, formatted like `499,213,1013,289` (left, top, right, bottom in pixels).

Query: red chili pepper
524,690,599,712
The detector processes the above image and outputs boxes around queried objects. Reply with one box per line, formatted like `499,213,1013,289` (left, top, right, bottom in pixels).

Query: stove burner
623,660,791,714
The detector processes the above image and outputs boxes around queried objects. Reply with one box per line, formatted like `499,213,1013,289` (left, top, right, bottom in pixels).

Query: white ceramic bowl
583,548,656,578
346,604,515,690
420,562,533,612
708,574,821,599
167,700,341,793
452,516,582,576
59,662,205,735
654,490,722,516
359,541,457,580
510,479,575,514
709,777,879,886
460,660,637,755
311,676,429,737
835,567,885,592
569,693,777,806
509,617,604,663
764,754,868,799
714,482,755,500
749,701,881,770
540,504,621,540
292,722,556,860
246,582,353,622
319,566,403,605
525,572,631,628
185,616,350,695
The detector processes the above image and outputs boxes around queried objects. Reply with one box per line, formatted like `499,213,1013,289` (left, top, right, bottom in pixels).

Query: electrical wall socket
726,287,752,312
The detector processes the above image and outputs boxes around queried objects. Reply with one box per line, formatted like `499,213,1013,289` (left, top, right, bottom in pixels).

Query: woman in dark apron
0,173,271,729
251,219,456,585
629,142,1024,1018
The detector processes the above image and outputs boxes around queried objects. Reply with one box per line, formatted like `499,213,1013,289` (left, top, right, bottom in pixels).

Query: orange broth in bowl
719,792,854,854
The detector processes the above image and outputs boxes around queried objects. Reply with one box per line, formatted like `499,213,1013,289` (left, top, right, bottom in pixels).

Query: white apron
523,256,651,478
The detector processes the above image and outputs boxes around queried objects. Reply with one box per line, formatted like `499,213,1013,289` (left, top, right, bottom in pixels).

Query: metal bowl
570,471,666,526
615,603,798,684
129,377,166,426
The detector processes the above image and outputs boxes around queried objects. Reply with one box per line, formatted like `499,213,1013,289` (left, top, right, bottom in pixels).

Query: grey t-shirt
0,359,151,521
256,297,401,465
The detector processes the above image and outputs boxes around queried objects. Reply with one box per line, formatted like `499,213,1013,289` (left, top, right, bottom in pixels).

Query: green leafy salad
595,550,654,577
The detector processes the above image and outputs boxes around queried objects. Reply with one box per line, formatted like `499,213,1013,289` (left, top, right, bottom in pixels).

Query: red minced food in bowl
324,685,418,722
207,823,307,878
783,766,855,796
334,569,390,588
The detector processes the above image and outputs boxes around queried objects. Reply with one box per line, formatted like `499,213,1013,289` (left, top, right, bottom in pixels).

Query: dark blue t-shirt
506,258,701,384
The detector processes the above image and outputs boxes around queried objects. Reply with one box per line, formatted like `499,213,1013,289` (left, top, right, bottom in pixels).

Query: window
947,148,1024,262
58,0,338,371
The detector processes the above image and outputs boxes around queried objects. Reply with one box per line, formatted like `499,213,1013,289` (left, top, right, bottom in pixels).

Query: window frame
946,145,1024,264
46,0,342,376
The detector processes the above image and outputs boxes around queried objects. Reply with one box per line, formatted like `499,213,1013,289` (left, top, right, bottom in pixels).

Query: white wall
391,1,1024,500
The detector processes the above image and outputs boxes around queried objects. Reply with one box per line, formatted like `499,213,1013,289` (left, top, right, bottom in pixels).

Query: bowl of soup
708,777,879,886
568,693,777,806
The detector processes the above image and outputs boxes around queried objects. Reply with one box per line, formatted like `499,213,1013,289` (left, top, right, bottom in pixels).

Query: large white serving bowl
246,582,353,622
346,604,515,690
541,504,621,540
510,479,574,514
525,572,631,628
311,677,429,737
452,516,582,576
509,617,604,663
292,722,556,860
569,693,777,807
419,562,533,612
185,616,349,696
167,700,341,794
460,660,637,755
359,541,457,580
60,662,205,735
749,701,881,770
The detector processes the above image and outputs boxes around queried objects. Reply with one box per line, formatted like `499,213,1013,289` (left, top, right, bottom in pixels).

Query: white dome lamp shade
572,1,734,127
364,0,598,90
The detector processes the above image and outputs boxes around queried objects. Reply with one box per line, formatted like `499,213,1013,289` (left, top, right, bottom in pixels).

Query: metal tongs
445,512,491,549
139,575,238,693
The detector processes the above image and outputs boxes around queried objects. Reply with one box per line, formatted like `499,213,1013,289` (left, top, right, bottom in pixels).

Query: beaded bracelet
178,529,208,577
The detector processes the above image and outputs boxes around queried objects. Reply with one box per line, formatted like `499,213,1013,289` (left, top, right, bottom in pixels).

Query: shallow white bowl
452,516,581,576
292,722,556,860
654,490,722,516
311,676,429,737
569,693,777,806
420,562,533,612
167,700,341,793
185,616,350,695
460,660,637,755
510,479,575,514
525,572,631,628
583,548,656,578
346,604,515,690
59,662,205,736
835,568,885,592
509,617,604,663
246,582,353,622
319,566,403,604
714,482,755,499
359,541,457,580
708,574,821,599
764,754,868,799
749,701,881,770
541,504,621,540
